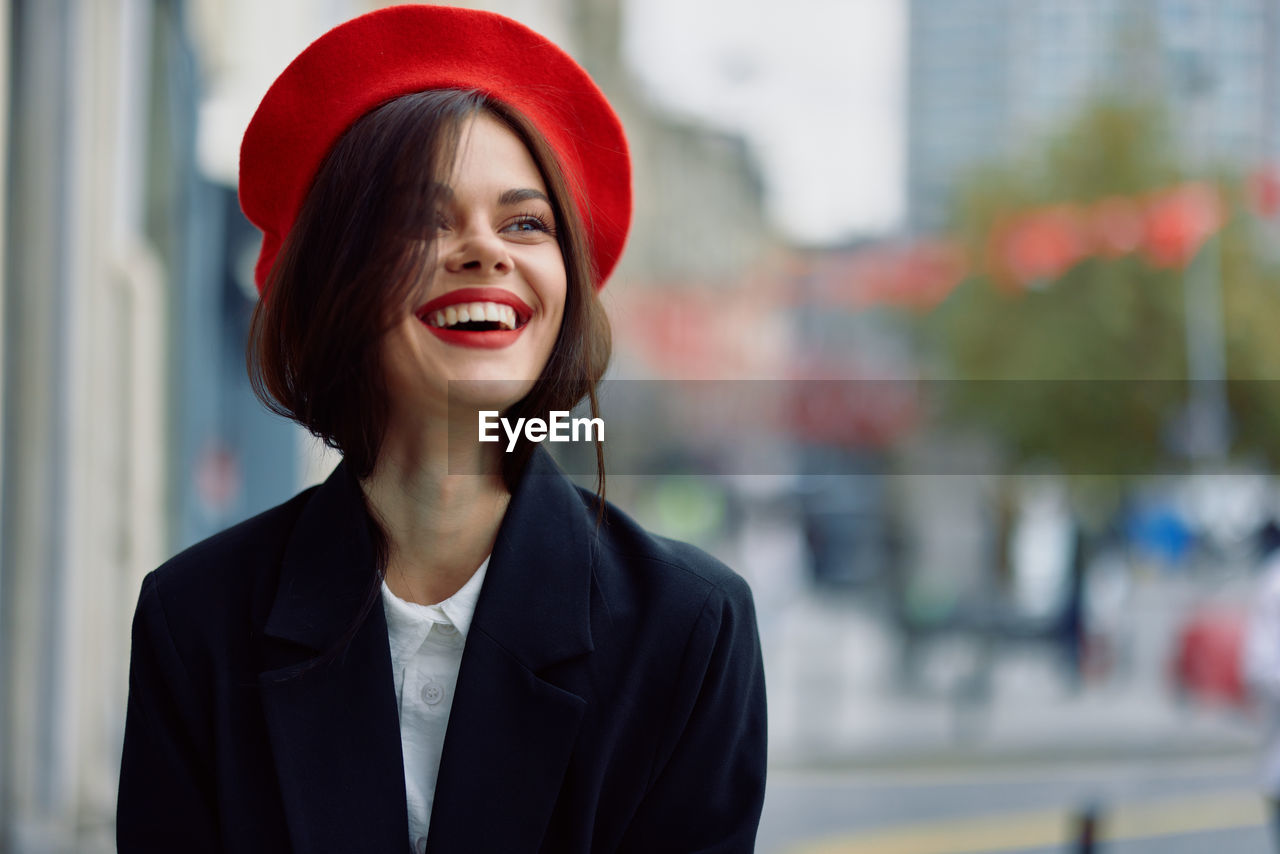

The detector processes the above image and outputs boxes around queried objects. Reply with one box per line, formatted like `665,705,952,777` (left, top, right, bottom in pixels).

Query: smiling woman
381,114,569,425
116,6,766,854
247,91,606,488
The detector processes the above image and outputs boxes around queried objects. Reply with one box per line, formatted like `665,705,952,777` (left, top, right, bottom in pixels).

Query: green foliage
919,97,1280,476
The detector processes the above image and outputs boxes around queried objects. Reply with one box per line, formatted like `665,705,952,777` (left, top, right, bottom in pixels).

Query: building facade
907,0,1280,232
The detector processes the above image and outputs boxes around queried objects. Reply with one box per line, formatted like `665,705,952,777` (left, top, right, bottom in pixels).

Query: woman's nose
442,224,511,275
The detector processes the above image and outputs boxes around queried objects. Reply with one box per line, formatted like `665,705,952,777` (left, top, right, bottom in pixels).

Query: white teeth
427,300,520,330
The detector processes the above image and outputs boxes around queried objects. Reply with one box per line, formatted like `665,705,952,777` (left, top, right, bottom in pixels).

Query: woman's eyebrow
417,184,549,206
498,188,550,206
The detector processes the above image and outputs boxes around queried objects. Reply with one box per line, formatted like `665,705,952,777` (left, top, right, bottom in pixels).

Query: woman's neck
361,411,510,605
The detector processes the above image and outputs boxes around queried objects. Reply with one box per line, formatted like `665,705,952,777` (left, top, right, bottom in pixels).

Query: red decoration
1141,182,1224,269
979,183,1228,289
239,4,631,294
1248,166,1280,218
991,205,1086,288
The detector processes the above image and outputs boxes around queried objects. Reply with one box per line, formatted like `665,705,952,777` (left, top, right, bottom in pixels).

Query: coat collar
262,447,596,667
470,446,597,669
261,459,376,652
258,448,598,853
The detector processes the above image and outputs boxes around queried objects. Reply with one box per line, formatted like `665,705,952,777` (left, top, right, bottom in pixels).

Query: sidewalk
762,585,1260,769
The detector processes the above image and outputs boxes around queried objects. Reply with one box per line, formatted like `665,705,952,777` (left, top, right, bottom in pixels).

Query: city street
760,755,1270,853
761,573,1257,766
756,572,1268,853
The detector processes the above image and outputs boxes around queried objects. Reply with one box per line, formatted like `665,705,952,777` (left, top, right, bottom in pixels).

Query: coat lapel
256,451,599,854
258,462,409,854
426,449,598,853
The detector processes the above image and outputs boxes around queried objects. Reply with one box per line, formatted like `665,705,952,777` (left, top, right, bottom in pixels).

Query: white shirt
381,557,489,854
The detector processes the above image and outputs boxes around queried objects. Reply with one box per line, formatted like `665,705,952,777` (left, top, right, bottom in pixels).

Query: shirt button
421,680,444,706
437,623,457,636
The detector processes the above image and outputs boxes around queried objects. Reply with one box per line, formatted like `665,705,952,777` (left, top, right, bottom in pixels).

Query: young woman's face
381,113,567,423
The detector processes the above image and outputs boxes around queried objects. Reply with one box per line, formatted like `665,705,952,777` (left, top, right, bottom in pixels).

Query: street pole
1183,231,1229,460
1178,31,1229,463
1072,801,1100,853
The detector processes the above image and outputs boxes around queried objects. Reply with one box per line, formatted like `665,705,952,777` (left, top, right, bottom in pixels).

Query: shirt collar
437,555,488,638
381,556,490,642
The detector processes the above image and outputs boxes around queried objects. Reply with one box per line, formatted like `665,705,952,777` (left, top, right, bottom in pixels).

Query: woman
116,5,767,854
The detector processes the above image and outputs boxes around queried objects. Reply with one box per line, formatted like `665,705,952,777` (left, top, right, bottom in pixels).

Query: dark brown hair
247,90,611,661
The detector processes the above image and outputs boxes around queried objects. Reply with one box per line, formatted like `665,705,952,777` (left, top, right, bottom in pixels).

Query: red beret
239,3,631,293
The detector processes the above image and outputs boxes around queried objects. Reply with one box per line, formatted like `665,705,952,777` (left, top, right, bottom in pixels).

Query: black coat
117,449,767,853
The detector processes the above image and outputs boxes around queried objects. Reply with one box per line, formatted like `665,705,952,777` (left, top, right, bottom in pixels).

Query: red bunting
989,206,1087,288
987,182,1228,286
1141,183,1224,269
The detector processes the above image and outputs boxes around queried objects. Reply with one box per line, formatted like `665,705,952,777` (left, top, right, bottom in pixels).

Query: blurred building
2,2,170,850
907,0,1280,232
452,0,779,285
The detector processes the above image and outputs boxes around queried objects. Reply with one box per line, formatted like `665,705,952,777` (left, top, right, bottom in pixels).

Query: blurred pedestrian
115,6,766,853
1243,524,1280,850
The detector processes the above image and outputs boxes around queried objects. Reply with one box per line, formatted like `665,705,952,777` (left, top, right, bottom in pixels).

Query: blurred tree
919,97,1280,478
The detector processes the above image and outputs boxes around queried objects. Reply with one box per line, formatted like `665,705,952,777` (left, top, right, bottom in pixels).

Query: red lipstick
415,287,535,350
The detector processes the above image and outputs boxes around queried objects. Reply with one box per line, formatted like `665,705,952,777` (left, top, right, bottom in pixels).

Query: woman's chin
445,377,537,412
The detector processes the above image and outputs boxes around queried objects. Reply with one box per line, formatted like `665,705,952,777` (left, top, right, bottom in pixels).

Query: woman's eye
505,213,555,235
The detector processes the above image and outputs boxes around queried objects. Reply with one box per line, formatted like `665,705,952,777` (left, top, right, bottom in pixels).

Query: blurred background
5,0,1280,851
